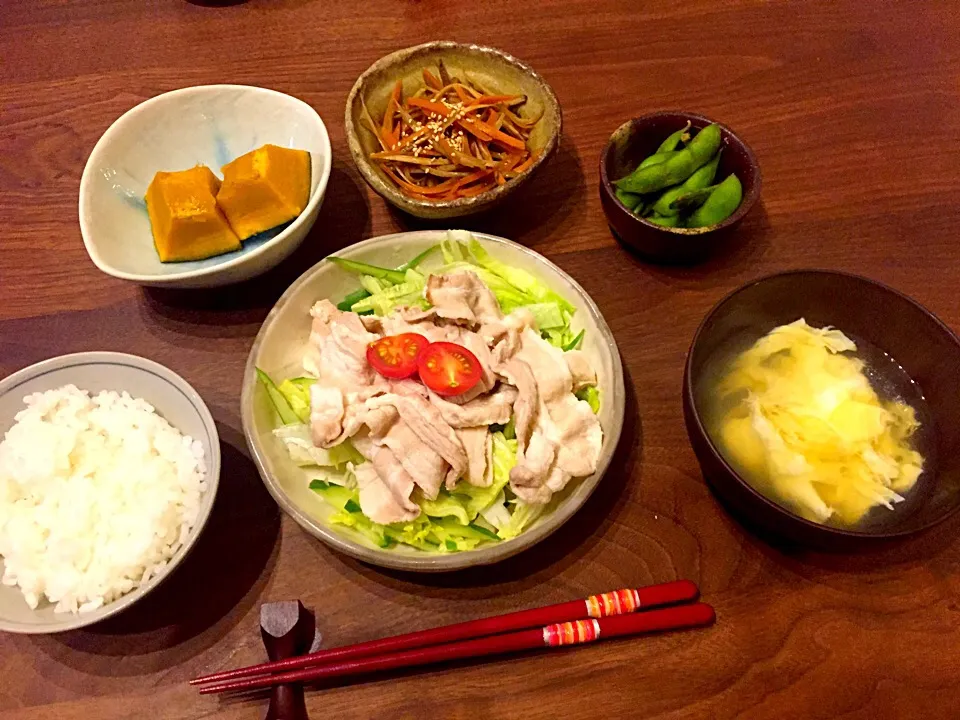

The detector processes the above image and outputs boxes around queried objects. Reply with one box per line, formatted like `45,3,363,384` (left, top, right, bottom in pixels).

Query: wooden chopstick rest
260,600,322,720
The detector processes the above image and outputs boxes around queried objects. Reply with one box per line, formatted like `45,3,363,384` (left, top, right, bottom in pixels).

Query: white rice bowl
0,385,207,614
0,352,220,634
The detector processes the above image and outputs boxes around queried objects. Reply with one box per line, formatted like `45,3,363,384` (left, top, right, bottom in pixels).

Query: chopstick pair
193,579,710,695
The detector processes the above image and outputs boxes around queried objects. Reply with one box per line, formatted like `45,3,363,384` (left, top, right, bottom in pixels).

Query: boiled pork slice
366,389,468,481
351,435,420,524
429,384,517,428
482,308,536,366
425,272,503,326
304,300,381,386
494,327,602,505
306,300,387,447
362,311,462,344
369,414,448,500
452,426,493,488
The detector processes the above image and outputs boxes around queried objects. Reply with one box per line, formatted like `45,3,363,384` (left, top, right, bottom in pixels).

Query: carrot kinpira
361,64,538,201
422,68,442,89
381,80,403,147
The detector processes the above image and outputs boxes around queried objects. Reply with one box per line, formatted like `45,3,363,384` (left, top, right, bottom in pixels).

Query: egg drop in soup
705,319,925,526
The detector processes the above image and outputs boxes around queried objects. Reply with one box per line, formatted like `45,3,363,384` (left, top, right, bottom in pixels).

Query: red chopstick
192,580,698,687
200,602,715,695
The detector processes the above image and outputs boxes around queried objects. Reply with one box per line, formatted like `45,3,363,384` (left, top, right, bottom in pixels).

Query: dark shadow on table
705,471,960,581
625,203,773,292
33,427,281,673
385,139,586,247
325,364,642,600
140,159,371,328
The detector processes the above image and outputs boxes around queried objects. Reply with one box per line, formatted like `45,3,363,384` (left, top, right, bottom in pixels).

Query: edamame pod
686,174,743,227
655,121,692,154
637,150,680,169
650,151,722,217
615,124,723,194
615,187,644,211
647,213,680,227
669,184,719,213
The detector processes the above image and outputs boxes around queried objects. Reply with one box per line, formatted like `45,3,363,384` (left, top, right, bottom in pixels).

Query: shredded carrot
406,97,452,117
453,84,474,104
423,69,442,89
469,118,527,151
470,94,525,106
362,65,538,202
380,81,402,147
511,152,538,175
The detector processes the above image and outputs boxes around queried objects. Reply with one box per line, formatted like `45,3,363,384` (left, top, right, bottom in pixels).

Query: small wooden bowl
599,111,761,264
345,41,561,220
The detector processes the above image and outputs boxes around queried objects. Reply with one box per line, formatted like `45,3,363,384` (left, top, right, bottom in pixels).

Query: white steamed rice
0,384,207,614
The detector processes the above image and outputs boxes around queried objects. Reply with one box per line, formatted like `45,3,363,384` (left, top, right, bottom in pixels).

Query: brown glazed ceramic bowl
345,41,561,220
683,271,960,549
599,111,761,264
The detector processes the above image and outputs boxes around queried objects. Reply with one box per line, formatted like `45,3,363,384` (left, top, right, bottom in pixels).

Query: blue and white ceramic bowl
79,85,332,288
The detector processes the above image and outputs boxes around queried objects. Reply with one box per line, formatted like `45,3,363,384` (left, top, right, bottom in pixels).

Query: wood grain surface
2,0,960,718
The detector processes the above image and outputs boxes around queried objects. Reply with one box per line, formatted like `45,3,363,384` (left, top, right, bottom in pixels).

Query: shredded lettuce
524,303,566,330
350,279,426,315
478,490,512,530
330,509,392,547
360,274,386,295
498,500,545,540
276,426,365,469
309,455,510,552
466,238,576,314
441,234,469,263
576,386,601,414
311,479,391,547
277,378,313,423
416,489,472,525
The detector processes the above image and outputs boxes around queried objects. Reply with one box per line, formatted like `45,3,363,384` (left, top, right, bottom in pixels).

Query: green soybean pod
647,213,680,227
650,151,723,217
637,150,680,170
687,174,743,227
615,124,723,194
655,121,692,154
669,185,718,213
615,187,644,211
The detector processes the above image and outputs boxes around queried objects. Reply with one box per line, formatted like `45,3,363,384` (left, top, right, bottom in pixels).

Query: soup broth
697,321,935,531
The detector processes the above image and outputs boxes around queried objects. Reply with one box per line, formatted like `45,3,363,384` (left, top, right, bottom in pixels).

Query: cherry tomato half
417,341,482,397
366,333,429,379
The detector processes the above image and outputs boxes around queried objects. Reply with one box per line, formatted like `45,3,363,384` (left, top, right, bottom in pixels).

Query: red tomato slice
417,341,483,397
366,334,428,379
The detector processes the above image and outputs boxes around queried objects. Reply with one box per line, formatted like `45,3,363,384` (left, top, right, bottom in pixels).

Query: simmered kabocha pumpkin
216,144,311,240
145,166,241,262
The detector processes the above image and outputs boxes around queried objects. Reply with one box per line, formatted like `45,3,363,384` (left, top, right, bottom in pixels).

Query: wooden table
2,1,960,717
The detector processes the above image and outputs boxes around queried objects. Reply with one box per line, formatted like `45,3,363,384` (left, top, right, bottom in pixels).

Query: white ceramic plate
79,85,332,288
0,353,221,633
242,231,625,571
